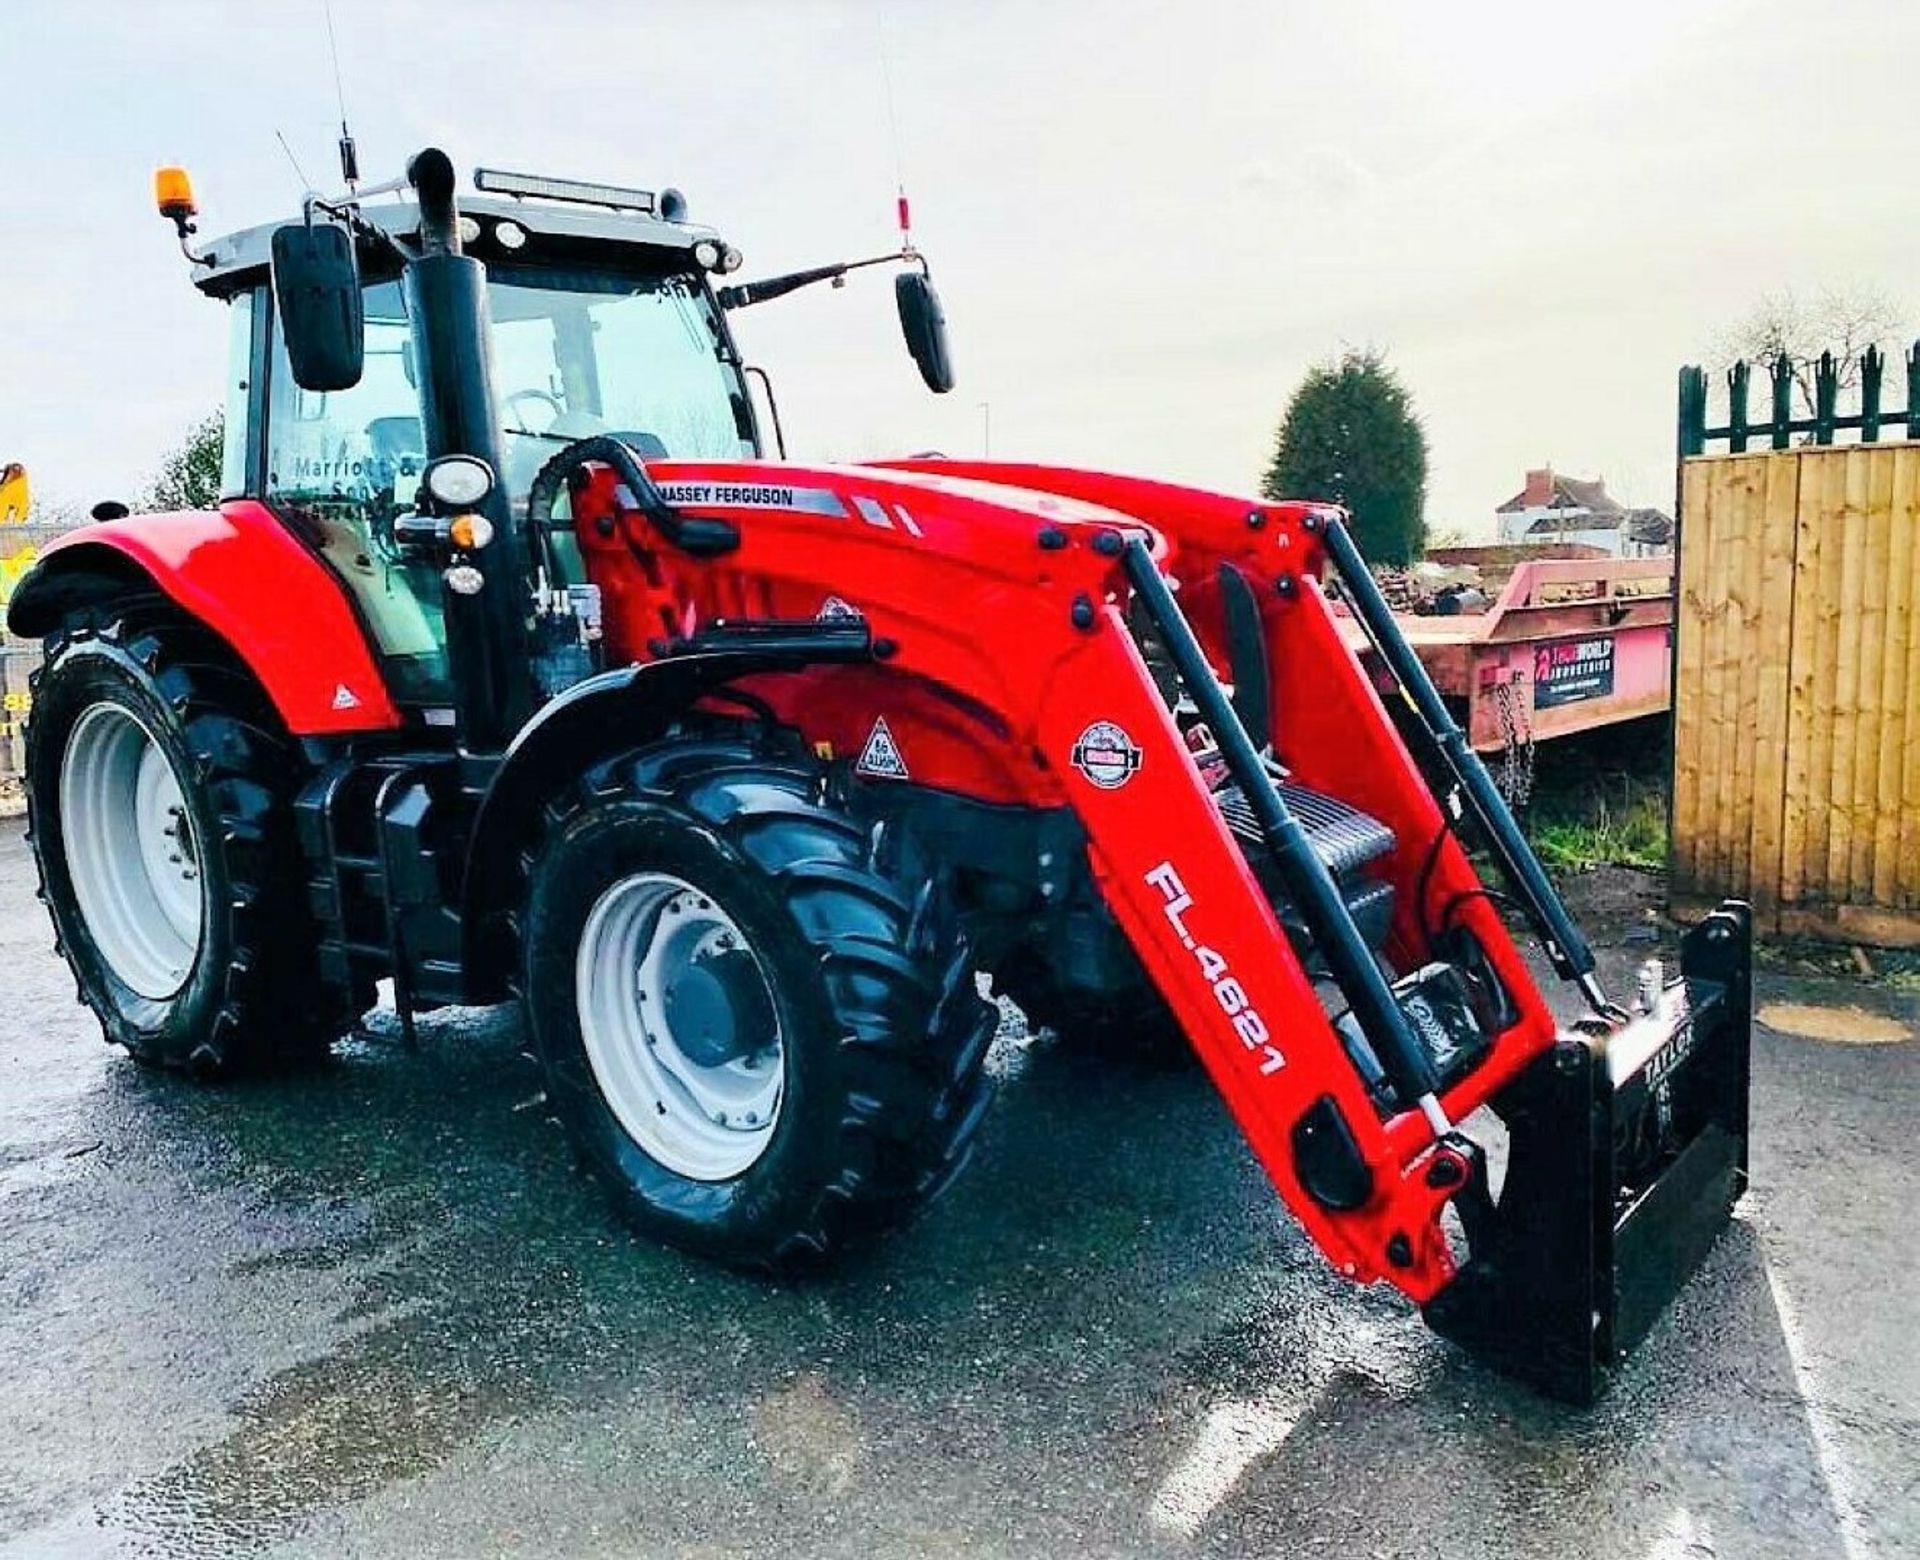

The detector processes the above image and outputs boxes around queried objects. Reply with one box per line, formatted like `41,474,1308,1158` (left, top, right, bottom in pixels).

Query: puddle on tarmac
1756,1001,1910,1045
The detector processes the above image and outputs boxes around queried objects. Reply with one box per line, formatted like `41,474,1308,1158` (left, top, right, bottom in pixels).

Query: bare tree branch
1710,285,1910,419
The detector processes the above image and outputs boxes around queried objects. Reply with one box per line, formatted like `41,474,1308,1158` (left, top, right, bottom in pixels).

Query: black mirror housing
895,270,955,394
271,222,365,392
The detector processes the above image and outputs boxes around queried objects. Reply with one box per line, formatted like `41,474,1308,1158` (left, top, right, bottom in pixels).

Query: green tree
141,411,226,512
1261,349,1428,564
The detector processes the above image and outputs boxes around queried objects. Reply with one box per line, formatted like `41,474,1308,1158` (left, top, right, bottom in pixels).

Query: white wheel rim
58,703,205,1000
575,871,785,1181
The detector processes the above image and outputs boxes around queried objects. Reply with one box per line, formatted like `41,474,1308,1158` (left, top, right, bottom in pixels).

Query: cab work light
474,168,658,214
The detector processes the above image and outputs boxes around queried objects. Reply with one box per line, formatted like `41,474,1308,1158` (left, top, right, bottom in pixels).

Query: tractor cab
181,171,758,712
173,156,949,722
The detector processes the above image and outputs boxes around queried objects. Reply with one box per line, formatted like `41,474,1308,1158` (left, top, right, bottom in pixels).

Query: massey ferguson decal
654,481,848,517
1145,861,1285,1076
1071,721,1143,789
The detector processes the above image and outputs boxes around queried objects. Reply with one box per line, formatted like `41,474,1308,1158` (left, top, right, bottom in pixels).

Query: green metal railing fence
1678,342,1920,456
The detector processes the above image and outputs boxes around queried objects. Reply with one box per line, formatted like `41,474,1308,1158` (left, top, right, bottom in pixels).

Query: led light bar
474,168,657,214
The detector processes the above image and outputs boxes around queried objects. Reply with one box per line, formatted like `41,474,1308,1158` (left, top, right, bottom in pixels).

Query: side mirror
271,222,365,392
895,270,955,394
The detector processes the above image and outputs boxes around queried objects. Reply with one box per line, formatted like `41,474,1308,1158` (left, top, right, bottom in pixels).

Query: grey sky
3,0,1914,531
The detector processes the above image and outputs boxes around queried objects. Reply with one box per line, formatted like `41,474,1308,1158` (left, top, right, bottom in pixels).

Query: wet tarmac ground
1,818,1916,1559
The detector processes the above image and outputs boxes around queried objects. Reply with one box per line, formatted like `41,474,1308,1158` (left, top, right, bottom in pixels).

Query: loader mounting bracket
1422,902,1753,1404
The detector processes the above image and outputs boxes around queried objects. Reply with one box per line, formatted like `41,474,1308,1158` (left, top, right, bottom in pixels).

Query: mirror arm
299,192,415,266
297,170,429,266
300,173,411,219
718,246,923,310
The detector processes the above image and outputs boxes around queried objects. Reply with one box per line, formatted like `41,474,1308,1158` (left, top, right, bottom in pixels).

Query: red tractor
10,149,1751,1402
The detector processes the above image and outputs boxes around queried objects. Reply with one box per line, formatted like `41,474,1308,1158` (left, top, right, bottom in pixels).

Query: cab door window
264,280,450,703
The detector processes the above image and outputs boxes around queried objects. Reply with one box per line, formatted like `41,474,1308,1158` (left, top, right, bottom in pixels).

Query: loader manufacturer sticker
816,596,864,622
855,717,910,780
654,481,848,518
1638,1015,1699,1092
1145,861,1285,1076
1071,721,1142,789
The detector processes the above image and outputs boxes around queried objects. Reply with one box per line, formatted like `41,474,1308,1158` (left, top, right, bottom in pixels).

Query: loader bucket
1423,902,1753,1404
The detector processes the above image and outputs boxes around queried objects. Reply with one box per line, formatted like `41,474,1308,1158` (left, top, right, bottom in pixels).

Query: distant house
1494,467,1672,558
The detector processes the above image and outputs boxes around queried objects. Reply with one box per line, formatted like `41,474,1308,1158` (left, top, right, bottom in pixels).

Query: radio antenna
323,0,359,191
875,6,911,251
274,129,314,192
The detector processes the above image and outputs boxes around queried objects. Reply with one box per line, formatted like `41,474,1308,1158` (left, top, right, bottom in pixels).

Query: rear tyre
522,733,996,1270
23,609,340,1073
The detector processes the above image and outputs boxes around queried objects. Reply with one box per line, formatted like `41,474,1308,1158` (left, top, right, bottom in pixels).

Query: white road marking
1643,1505,1715,1560
1148,1392,1310,1539
1148,1311,1407,1538
1765,1256,1874,1560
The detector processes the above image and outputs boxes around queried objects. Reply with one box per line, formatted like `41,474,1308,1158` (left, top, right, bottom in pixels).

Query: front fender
459,644,869,1000
6,502,400,734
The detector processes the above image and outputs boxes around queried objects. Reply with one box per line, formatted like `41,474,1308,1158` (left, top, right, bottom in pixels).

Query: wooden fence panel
1747,455,1800,909
1887,448,1920,907
1672,451,1801,910
1675,442,1920,945
1670,459,1714,892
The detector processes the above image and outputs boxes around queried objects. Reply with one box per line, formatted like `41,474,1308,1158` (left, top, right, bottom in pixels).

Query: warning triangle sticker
331,683,361,711
854,717,909,779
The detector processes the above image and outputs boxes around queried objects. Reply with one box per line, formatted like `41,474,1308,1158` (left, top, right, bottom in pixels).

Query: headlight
424,455,494,509
693,239,721,271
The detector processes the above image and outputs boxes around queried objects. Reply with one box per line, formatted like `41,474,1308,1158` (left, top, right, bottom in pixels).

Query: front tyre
24,612,340,1072
523,735,996,1270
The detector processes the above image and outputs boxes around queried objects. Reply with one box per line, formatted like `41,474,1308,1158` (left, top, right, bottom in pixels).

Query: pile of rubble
1370,561,1492,616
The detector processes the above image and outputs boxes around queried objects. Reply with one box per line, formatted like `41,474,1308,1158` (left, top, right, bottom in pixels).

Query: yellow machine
0,464,28,526
1,465,37,606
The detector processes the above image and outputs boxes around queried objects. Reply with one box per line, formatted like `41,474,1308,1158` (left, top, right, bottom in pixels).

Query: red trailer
1339,554,1674,753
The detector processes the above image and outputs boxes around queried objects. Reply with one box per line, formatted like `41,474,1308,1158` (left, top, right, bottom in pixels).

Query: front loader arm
1030,607,1470,1294
576,460,1499,1297
572,453,1755,1399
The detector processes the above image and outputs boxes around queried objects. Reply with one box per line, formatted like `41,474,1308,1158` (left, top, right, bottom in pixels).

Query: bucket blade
1422,902,1753,1404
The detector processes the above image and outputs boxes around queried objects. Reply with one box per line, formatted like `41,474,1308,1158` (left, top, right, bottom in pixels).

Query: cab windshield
259,263,755,703
489,267,757,500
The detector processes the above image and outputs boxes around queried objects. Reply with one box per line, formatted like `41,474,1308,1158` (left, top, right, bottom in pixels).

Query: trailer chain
1493,678,1535,811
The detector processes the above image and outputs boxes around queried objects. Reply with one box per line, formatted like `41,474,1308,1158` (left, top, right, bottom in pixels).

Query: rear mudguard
5,501,401,734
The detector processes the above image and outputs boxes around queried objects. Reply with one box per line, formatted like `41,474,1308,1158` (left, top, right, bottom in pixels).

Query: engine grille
1214,780,1397,879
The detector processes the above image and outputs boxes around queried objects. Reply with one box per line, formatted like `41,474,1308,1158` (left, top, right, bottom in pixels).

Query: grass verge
1519,717,1670,872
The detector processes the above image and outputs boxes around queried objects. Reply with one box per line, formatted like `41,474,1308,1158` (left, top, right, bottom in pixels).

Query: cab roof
190,191,724,299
